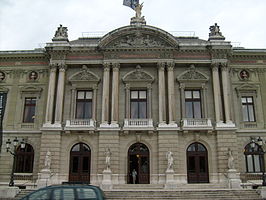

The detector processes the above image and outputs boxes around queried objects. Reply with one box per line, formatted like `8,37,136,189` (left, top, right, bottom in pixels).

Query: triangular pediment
177,65,209,82
235,83,258,97
98,25,178,49
122,65,154,83
69,66,100,83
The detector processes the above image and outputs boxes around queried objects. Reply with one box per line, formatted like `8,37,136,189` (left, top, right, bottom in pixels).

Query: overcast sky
0,0,266,50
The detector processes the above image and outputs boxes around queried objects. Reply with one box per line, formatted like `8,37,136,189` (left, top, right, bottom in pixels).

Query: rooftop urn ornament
208,23,225,41
52,24,68,41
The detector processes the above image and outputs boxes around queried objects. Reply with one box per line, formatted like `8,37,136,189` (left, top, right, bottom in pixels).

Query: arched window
244,143,264,173
15,144,34,173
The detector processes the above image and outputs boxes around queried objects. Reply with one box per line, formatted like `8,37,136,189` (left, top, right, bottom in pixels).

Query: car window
52,188,75,200
76,188,97,199
27,189,51,200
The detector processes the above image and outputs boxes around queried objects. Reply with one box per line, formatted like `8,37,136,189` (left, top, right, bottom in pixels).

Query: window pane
185,91,192,99
185,102,193,118
131,91,138,99
139,102,147,118
241,97,247,103
194,102,202,118
193,91,200,99
83,157,89,173
72,157,79,173
23,98,36,123
199,156,206,172
76,102,84,119
197,144,206,152
248,105,255,122
254,155,261,172
77,91,85,99
246,155,254,172
84,102,92,119
85,91,92,99
72,144,80,152
247,97,253,103
76,188,96,199
188,144,196,151
139,91,146,99
242,105,249,121
188,157,196,172
131,102,138,118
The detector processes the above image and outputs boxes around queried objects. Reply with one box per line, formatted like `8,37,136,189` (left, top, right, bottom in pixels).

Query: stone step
14,189,34,200
105,189,262,200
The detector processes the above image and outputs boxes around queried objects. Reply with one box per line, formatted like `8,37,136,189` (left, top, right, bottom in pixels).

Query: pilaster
158,62,166,126
111,63,120,127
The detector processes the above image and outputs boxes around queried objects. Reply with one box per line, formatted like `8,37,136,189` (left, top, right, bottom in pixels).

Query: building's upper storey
0,22,266,133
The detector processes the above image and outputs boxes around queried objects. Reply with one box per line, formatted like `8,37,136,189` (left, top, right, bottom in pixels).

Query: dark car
20,184,106,200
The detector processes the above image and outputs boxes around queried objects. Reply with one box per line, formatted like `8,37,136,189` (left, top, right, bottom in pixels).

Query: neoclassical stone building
0,16,266,189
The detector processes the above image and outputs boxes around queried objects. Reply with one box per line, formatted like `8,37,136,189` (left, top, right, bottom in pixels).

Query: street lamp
250,137,266,186
6,137,25,187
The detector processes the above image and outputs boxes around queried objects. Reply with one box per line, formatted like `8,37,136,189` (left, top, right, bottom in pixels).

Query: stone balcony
65,119,95,131
182,118,213,131
123,118,154,131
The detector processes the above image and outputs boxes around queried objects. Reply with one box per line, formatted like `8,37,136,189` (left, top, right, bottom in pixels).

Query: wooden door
187,142,209,183
69,143,91,183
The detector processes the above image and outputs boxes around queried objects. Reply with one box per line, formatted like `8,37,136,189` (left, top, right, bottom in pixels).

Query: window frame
75,90,93,119
244,143,264,173
184,90,202,119
241,96,256,122
130,90,147,119
22,97,37,123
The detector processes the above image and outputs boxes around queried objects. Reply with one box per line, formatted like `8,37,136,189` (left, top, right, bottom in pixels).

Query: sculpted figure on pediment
110,34,167,48
69,65,100,82
177,65,208,81
123,65,154,82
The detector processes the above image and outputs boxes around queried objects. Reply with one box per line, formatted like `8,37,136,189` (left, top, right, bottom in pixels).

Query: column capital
157,62,165,71
179,83,185,89
112,63,120,71
211,62,219,71
166,62,175,70
103,62,111,71
49,63,57,72
221,62,228,71
58,63,67,72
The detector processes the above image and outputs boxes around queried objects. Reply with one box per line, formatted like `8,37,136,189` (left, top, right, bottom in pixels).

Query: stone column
44,64,57,125
125,84,130,119
211,63,222,124
101,62,110,126
167,62,176,126
111,63,120,127
180,83,185,120
147,84,152,119
54,64,67,125
202,84,208,118
158,62,166,125
92,85,98,122
221,63,232,124
70,88,76,119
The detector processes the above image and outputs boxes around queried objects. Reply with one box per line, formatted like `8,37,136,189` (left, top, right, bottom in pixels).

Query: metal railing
124,119,153,127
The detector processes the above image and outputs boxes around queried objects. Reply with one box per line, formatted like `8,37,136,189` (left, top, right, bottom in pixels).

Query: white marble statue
44,150,51,170
134,3,143,19
228,148,235,170
166,151,174,171
105,148,111,170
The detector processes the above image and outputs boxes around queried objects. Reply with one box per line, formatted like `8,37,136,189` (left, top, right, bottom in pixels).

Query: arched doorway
69,143,91,183
128,143,150,184
187,142,209,183
15,144,34,173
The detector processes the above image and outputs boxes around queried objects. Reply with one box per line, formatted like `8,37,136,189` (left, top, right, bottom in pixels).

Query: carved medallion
29,71,38,81
0,71,5,81
239,70,249,80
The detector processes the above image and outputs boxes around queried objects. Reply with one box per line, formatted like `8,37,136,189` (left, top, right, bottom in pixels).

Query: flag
123,0,139,10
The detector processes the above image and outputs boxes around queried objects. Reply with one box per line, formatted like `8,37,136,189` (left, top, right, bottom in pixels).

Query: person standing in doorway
132,169,137,184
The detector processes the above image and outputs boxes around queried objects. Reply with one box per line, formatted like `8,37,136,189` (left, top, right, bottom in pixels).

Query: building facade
0,17,266,189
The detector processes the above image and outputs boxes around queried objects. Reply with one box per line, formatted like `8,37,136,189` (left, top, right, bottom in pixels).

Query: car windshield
26,188,51,200
76,188,97,199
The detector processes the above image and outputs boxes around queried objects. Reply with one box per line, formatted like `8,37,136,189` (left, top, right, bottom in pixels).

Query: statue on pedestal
134,3,143,19
166,151,174,171
228,148,235,170
105,148,111,170
52,24,68,41
44,150,51,170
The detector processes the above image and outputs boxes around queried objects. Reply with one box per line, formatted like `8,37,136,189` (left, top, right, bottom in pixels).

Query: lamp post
250,137,266,186
6,137,25,187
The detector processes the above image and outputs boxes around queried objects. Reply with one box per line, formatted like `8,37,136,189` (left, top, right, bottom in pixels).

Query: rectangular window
76,90,92,119
185,90,202,118
242,97,255,122
23,97,36,123
130,90,147,119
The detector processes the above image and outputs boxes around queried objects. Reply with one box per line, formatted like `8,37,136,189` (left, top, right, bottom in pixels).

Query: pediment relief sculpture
177,65,209,82
122,65,154,83
20,86,43,98
108,34,169,48
69,65,100,83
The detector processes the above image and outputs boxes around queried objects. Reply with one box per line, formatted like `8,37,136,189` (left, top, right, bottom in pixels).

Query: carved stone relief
69,65,100,83
122,65,154,83
177,65,209,82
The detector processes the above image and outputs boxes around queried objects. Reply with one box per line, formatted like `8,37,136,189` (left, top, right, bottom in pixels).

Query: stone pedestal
259,186,266,198
37,169,52,188
164,169,177,189
101,169,112,190
0,186,20,198
227,169,241,189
